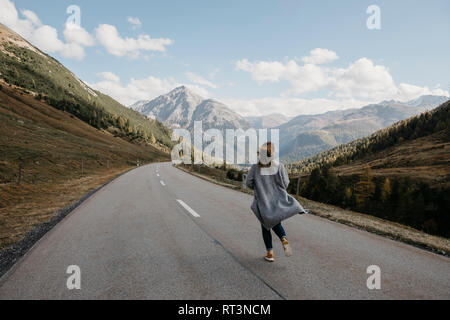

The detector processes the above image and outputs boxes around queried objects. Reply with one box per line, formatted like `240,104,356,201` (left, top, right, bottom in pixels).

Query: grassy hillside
0,82,170,250
0,24,173,149
288,101,450,237
290,100,450,175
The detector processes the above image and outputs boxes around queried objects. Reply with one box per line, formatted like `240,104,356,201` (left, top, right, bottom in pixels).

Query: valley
129,84,448,164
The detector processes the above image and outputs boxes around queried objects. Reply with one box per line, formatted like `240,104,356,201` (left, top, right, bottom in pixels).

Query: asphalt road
0,163,449,300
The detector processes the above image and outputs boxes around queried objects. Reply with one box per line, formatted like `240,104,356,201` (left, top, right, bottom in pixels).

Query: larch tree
355,164,375,209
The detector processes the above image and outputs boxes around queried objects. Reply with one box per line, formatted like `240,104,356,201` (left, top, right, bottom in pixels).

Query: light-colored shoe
282,239,292,257
264,252,275,262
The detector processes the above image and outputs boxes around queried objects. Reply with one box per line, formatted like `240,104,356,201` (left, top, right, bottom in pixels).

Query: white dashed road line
176,200,200,218
160,180,166,186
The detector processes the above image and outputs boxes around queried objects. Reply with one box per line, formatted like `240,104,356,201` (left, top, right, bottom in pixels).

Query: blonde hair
258,142,274,168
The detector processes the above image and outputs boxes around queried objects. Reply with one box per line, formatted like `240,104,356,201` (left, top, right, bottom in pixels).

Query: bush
226,169,244,182
226,170,235,180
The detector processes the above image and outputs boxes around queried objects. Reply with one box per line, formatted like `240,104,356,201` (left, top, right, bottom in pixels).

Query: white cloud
0,0,20,27
31,25,64,52
0,0,36,39
186,72,217,88
236,59,286,83
329,58,397,100
20,9,41,27
302,48,339,65
222,97,371,118
1,1,172,61
97,72,120,83
0,0,93,60
329,58,449,101
95,24,173,58
395,83,449,102
59,42,86,60
63,23,95,47
90,73,210,106
236,58,328,94
127,17,142,30
236,50,449,102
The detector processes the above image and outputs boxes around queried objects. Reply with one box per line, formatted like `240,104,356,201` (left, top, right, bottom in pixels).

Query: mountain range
130,86,448,163
129,87,250,131
277,96,449,162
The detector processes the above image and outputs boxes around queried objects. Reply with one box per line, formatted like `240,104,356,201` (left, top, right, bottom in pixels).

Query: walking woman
246,142,306,262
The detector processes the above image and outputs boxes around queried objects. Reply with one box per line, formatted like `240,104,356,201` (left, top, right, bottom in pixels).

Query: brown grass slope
334,129,450,188
0,84,170,249
292,100,450,188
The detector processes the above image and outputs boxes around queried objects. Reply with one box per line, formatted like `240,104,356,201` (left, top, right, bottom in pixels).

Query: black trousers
261,223,287,251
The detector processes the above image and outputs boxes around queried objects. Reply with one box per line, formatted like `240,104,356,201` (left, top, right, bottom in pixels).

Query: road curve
0,163,449,299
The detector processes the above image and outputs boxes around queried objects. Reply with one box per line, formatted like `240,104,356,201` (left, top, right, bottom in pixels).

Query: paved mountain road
0,163,449,299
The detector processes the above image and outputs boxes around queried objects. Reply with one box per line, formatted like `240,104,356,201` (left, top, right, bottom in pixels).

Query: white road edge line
176,199,200,218
160,180,165,186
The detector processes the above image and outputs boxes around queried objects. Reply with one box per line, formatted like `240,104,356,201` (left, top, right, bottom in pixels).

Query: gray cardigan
246,161,306,230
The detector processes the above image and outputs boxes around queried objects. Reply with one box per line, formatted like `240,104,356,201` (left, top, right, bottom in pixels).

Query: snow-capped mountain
130,86,250,131
192,99,251,130
129,88,448,163
128,100,149,113
405,95,449,108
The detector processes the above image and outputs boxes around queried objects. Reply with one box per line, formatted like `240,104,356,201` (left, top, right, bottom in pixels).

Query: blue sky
1,0,449,116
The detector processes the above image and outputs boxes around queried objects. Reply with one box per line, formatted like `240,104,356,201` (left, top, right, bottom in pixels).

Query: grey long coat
246,161,306,230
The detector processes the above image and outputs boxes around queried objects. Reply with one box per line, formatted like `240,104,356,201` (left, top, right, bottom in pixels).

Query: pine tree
381,178,391,203
343,187,353,207
355,165,375,210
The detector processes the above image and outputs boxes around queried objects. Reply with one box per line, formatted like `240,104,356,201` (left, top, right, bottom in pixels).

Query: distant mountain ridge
129,87,448,163
277,96,449,162
129,86,251,131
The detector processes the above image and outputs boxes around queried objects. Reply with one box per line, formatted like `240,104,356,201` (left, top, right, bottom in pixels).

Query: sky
1,0,449,117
